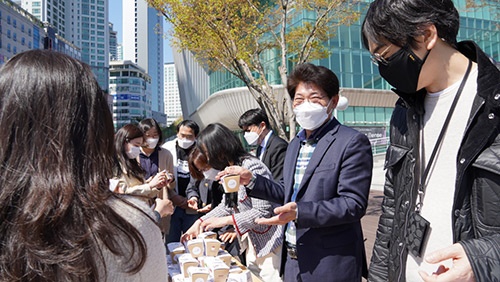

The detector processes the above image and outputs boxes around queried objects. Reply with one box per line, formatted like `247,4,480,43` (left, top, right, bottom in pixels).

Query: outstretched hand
187,197,198,210
180,220,202,243
255,202,297,225
419,243,474,282
200,216,233,231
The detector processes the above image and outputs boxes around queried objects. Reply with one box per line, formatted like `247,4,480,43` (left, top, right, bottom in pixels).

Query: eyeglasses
197,164,210,173
370,44,392,66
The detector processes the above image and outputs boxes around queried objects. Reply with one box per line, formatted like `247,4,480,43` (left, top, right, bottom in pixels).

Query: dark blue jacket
249,118,373,281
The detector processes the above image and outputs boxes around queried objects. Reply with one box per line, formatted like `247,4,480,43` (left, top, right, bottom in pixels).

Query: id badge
406,212,430,257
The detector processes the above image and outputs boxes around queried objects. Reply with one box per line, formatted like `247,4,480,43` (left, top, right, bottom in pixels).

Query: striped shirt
286,130,317,245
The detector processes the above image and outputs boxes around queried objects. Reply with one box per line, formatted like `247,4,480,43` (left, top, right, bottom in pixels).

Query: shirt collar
259,130,273,148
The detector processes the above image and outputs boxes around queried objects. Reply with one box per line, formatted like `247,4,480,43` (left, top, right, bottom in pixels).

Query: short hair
0,49,147,280
238,108,270,129
177,119,200,136
114,123,145,181
287,63,339,100
139,118,163,148
195,123,251,171
361,0,459,50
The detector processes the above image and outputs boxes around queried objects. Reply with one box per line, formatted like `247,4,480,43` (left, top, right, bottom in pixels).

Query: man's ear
423,24,439,51
329,95,340,113
259,121,267,129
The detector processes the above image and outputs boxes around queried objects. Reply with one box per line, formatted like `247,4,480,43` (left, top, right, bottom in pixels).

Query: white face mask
126,145,141,159
178,138,195,149
145,138,159,149
293,99,332,130
244,131,260,146
203,168,220,181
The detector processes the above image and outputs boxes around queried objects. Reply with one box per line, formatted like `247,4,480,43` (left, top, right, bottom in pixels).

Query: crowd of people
0,0,498,281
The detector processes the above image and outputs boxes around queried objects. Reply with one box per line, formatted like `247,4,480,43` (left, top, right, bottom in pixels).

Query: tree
147,0,359,140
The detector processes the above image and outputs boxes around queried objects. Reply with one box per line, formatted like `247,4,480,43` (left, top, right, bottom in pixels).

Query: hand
200,216,233,231
187,197,199,210
255,202,297,225
180,220,203,242
148,171,167,189
219,230,238,243
165,171,174,184
154,197,174,218
197,204,212,213
216,166,254,185
419,243,475,282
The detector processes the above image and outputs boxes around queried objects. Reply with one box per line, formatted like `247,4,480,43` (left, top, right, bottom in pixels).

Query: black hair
139,118,163,149
238,108,271,129
195,123,252,171
0,49,147,281
361,0,459,50
287,63,339,100
177,120,200,136
114,123,145,181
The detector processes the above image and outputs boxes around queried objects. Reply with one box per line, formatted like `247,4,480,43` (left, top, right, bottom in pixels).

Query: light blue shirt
258,130,273,161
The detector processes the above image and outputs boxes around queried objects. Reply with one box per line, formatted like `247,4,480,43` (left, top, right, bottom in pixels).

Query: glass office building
208,0,499,137
109,60,152,130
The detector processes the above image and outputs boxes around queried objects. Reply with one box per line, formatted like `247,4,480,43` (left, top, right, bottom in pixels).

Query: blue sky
108,1,174,63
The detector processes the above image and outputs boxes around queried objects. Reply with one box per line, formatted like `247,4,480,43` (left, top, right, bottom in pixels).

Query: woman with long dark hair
0,50,167,281
181,123,283,281
113,123,170,203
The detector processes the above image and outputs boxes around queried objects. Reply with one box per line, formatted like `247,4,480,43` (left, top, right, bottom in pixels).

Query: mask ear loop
325,97,334,116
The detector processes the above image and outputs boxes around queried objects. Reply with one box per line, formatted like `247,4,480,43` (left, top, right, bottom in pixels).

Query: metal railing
370,137,389,156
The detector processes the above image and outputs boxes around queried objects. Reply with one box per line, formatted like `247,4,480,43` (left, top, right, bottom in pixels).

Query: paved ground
361,155,385,268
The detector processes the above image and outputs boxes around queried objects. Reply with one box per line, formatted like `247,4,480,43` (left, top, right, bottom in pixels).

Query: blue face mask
379,45,430,94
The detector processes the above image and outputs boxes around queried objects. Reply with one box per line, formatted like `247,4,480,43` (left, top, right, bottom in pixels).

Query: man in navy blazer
239,108,288,181
218,63,373,281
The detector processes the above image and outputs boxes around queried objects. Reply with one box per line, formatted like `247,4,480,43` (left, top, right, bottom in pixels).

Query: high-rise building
0,0,80,64
21,0,109,90
109,22,117,61
1,0,45,64
109,60,151,130
116,43,123,61
164,62,182,126
122,0,164,114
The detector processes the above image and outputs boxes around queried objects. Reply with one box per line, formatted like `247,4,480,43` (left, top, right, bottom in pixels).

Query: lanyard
416,59,472,213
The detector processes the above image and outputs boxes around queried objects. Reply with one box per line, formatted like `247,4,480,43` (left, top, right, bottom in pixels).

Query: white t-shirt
406,67,478,281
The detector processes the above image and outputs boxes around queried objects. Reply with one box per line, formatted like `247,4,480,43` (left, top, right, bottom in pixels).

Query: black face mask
378,45,430,94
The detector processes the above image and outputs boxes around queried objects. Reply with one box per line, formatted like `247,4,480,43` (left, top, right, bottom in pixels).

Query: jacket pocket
471,140,500,232
384,144,410,170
